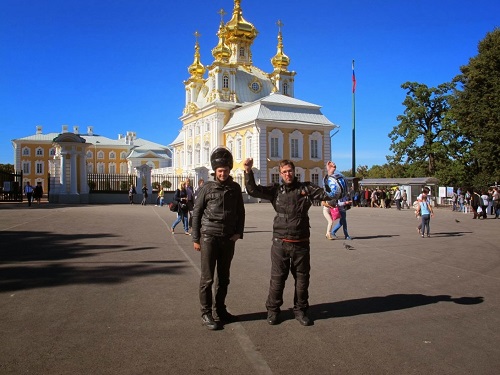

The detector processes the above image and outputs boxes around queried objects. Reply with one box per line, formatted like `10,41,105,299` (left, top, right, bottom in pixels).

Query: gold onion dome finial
212,9,232,61
188,31,206,78
271,20,290,71
225,0,257,42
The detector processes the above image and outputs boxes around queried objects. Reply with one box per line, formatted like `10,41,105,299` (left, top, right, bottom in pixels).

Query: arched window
22,147,30,156
268,129,284,160
223,75,229,89
283,82,289,95
109,151,116,160
289,130,304,161
239,47,245,57
204,142,210,164
245,135,252,158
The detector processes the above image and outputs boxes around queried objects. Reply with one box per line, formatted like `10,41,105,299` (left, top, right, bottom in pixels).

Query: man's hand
229,234,241,242
194,242,201,251
326,161,336,175
243,158,253,172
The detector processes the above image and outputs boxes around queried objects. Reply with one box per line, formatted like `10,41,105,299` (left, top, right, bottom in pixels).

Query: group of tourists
450,187,499,219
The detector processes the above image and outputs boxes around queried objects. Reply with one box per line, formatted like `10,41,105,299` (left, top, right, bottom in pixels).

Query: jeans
421,214,430,235
172,211,189,232
199,235,235,315
266,238,310,313
332,210,349,238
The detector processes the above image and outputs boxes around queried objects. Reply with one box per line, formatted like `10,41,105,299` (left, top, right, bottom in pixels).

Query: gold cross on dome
277,20,284,32
194,30,201,42
218,8,226,23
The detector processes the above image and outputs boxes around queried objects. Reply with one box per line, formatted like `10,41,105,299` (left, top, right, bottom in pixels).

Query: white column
70,151,78,194
79,151,89,194
60,152,67,194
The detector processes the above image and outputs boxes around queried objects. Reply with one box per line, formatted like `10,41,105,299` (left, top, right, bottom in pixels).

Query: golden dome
224,0,257,43
188,38,206,78
212,22,232,62
271,31,290,70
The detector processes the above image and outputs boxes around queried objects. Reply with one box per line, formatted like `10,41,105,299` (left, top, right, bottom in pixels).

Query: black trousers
199,235,235,316
266,238,310,314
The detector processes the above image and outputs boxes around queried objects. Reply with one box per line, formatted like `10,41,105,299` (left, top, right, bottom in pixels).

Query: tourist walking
24,181,34,207
171,182,190,234
416,187,434,237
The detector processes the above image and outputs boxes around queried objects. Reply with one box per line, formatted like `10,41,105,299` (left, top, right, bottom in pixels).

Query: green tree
388,82,456,175
450,28,500,187
0,164,15,173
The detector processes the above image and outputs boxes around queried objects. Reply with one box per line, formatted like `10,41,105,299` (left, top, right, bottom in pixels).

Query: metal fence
87,173,137,192
0,170,23,201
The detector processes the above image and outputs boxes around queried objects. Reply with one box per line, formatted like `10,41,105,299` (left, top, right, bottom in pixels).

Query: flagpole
352,59,356,177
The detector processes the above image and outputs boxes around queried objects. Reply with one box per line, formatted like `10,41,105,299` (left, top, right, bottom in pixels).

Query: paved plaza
1,201,499,374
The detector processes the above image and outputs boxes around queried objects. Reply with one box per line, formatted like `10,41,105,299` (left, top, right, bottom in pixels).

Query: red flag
352,60,356,93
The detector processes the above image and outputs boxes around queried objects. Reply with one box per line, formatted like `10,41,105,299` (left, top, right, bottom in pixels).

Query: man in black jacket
192,147,245,330
244,158,340,326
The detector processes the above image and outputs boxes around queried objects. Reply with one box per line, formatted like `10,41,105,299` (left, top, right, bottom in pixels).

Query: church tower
270,20,296,96
168,0,337,187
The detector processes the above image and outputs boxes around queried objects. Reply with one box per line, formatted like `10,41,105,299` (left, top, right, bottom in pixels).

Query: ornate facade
165,0,337,186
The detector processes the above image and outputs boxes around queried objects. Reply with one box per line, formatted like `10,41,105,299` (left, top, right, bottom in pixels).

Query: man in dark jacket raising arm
192,147,245,330
244,158,342,326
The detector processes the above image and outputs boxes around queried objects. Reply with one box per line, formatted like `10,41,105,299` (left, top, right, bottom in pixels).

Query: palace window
310,139,319,159
195,144,201,164
239,47,245,57
236,138,242,160
22,162,30,174
223,75,229,89
309,132,322,159
289,130,303,160
271,173,280,184
22,147,30,156
109,164,116,174
87,151,92,159
291,139,299,158
283,82,289,95
246,136,252,158
109,151,116,160
270,138,279,158
97,151,104,159
49,148,56,156
120,151,127,159
311,173,319,185
36,147,43,156
35,161,43,175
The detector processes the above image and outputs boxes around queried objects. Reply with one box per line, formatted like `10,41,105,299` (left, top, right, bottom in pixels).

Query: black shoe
201,314,219,330
267,312,280,325
295,312,312,326
214,310,239,323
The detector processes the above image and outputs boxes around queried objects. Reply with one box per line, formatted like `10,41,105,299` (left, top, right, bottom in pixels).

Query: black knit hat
210,146,233,171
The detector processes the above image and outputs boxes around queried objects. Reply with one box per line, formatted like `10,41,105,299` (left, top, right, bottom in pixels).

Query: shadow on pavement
235,294,484,323
310,294,484,319
0,230,188,293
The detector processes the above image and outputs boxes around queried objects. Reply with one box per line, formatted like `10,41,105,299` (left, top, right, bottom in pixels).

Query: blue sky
1,0,498,172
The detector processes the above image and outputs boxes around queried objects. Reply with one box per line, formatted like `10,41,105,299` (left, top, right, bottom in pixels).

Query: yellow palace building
12,125,171,198
163,0,337,186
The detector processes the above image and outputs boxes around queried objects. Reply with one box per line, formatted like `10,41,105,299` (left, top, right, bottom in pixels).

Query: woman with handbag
171,182,190,235
330,196,353,240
